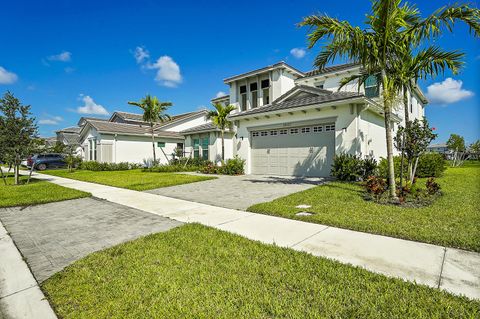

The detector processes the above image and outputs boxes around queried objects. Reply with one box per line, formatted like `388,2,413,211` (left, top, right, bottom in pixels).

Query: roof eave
223,62,304,84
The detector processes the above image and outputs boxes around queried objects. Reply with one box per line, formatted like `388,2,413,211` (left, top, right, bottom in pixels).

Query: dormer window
250,82,258,108
261,79,270,105
240,85,247,111
365,75,379,98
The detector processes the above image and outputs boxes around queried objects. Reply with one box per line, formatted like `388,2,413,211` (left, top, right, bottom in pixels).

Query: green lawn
249,162,480,252
0,174,90,208
43,169,215,191
42,224,478,318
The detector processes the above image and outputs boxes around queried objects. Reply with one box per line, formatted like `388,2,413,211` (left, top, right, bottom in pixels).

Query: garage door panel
251,125,335,177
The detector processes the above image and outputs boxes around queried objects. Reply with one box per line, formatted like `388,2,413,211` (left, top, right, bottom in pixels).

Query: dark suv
27,153,67,171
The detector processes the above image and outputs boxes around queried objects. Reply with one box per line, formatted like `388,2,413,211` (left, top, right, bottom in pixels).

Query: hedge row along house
54,61,426,176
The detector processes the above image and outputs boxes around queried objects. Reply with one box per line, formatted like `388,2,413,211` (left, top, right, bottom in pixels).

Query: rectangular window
260,131,268,136
262,89,269,105
241,93,247,111
250,82,257,91
261,79,269,89
365,75,379,98
290,128,299,134
201,137,209,159
193,138,200,159
270,130,278,136
252,91,258,108
239,85,247,94
279,129,288,135
252,131,259,137
325,124,335,132
313,126,323,133
89,139,97,161
301,127,311,133
157,141,165,147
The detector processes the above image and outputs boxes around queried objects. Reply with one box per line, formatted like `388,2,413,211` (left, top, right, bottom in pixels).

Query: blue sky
0,0,478,144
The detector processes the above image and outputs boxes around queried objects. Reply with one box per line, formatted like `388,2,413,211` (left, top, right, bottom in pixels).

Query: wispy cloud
0,66,18,84
426,78,474,105
76,95,109,115
133,46,182,88
47,51,72,62
39,115,63,125
290,48,306,59
133,46,150,64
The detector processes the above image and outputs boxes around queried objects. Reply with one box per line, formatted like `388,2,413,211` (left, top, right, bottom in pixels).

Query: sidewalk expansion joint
0,284,37,300
437,247,447,289
289,226,330,248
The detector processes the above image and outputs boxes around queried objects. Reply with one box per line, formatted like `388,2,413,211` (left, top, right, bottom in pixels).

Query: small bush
378,156,408,179
79,161,141,171
143,164,201,173
331,154,363,181
331,153,377,181
416,153,446,178
200,162,219,174
426,177,441,195
364,176,387,198
221,156,245,175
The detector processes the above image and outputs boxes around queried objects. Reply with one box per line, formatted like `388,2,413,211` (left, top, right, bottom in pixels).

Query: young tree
128,95,171,165
447,133,466,166
0,92,39,185
299,0,479,200
206,102,236,162
469,140,480,160
395,119,437,185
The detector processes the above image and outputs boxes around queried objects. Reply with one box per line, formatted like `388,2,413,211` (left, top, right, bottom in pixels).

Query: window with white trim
325,124,335,131
252,131,259,137
279,129,288,135
270,130,278,136
301,127,311,133
290,128,299,134
260,131,268,136
313,126,323,133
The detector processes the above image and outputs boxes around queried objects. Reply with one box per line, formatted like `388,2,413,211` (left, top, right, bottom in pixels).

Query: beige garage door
251,124,335,177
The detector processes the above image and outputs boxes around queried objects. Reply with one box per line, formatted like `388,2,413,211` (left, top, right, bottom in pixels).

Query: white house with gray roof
214,61,427,176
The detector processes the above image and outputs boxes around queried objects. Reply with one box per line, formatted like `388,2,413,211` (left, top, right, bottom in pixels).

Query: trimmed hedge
79,161,141,171
330,153,377,181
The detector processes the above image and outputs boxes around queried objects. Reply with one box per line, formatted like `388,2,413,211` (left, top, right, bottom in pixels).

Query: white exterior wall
161,114,208,132
358,110,388,160
235,104,362,174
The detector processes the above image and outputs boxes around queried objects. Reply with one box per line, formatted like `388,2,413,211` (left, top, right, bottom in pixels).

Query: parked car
27,153,67,171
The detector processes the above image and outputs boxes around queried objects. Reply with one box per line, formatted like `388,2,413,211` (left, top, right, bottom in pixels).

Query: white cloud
215,91,227,98
0,66,18,84
47,51,72,62
76,95,109,115
133,46,150,64
147,55,182,87
426,78,474,105
290,48,306,59
39,115,63,125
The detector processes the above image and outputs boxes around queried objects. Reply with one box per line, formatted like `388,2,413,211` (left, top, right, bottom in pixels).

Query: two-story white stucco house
189,61,427,177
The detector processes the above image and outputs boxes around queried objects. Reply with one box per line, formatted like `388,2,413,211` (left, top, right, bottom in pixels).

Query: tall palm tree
206,102,236,161
300,0,479,200
128,95,171,164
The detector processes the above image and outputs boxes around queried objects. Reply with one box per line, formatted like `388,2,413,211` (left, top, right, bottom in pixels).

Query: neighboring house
78,110,209,164
222,61,427,176
427,143,453,159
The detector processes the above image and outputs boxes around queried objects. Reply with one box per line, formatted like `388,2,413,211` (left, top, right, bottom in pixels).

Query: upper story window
250,82,258,108
364,75,379,98
261,79,270,105
240,85,247,111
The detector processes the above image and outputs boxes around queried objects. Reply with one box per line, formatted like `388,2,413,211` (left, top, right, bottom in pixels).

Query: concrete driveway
0,197,182,283
146,174,326,210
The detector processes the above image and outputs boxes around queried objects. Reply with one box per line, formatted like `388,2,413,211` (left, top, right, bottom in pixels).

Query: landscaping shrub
378,156,408,179
143,164,201,173
425,177,441,195
79,161,141,171
415,153,446,178
221,156,245,175
364,176,387,199
331,153,377,181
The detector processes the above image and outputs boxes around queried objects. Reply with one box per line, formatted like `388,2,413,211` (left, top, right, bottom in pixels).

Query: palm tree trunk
403,85,410,124
384,109,397,200
221,130,225,161
151,124,157,165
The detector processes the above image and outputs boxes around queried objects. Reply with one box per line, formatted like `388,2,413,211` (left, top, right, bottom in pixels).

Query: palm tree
299,0,479,200
206,102,236,161
128,95,171,164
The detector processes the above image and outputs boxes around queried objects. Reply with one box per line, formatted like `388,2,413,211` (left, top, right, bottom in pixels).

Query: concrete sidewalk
8,170,480,300
0,222,57,319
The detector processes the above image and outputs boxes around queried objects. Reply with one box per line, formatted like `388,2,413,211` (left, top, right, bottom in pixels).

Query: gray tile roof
273,85,333,104
86,120,184,139
62,133,80,145
181,122,221,134
229,91,363,119
224,61,305,83
57,126,81,133
113,111,146,122
303,62,360,78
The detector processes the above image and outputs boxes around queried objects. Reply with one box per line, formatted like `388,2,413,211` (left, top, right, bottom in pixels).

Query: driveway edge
0,221,57,319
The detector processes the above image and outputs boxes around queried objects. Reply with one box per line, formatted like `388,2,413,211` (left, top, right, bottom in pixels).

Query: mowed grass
249,162,480,252
0,174,90,208
42,224,479,319
44,169,215,191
